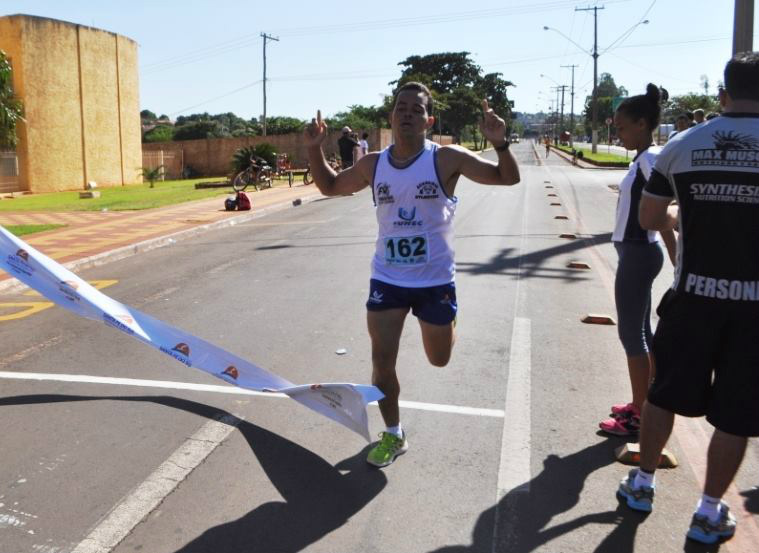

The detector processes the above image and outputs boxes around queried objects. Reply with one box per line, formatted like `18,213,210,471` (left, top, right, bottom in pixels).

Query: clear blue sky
2,1,755,121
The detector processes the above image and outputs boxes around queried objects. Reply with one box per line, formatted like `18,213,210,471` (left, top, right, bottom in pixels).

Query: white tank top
371,140,457,287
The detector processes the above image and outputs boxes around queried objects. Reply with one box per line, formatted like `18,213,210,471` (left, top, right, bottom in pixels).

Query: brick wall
143,128,453,177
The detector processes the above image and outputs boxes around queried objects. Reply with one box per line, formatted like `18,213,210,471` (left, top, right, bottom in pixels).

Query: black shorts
365,279,457,325
648,290,759,436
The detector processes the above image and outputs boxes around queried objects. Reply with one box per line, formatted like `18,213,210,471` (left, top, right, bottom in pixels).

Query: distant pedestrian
616,51,759,546
360,132,369,156
705,112,719,120
599,83,677,438
693,109,705,124
544,135,551,158
667,114,690,140
338,126,360,169
351,133,363,163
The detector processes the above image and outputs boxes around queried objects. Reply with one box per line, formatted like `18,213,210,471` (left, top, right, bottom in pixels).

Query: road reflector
545,185,554,189
559,233,577,239
554,215,569,220
550,202,561,206
582,314,617,325
567,261,591,269
615,443,679,469
544,180,551,183
547,193,558,197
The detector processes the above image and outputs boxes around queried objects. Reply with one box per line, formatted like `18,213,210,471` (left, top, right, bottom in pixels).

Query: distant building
0,14,141,193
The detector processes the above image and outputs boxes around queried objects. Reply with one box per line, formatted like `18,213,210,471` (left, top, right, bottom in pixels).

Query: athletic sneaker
686,502,736,544
366,431,408,467
610,402,640,419
617,468,655,512
599,412,640,436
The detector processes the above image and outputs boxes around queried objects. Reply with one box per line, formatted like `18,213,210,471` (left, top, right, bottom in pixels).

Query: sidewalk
0,183,322,292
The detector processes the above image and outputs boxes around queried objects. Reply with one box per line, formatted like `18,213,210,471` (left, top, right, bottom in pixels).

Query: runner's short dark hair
724,51,759,100
394,82,434,114
616,83,668,131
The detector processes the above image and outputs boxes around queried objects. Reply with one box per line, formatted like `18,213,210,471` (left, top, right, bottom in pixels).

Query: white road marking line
496,317,532,498
71,413,241,553
0,371,504,418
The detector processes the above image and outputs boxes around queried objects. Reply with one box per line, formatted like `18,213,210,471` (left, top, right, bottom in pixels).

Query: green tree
173,120,223,140
263,116,305,135
143,125,175,143
0,49,24,149
390,52,514,141
663,93,720,121
140,109,157,121
582,73,628,136
329,104,389,131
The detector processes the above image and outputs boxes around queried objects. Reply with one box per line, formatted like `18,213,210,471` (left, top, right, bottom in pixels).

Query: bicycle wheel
232,169,253,192
256,168,273,190
303,169,313,185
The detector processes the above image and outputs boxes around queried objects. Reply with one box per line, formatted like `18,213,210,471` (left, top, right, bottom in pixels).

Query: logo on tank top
415,181,440,199
692,131,759,167
376,182,395,205
394,207,423,227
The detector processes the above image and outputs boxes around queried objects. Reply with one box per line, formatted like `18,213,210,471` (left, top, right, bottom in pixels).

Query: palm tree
138,165,164,188
0,49,24,149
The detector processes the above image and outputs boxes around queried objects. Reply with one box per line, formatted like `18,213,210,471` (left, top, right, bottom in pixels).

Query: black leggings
614,241,664,356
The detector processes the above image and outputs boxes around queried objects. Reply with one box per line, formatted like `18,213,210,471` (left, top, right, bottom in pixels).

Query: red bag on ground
236,191,251,211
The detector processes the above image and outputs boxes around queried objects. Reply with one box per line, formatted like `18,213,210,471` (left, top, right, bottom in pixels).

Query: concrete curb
550,145,628,170
0,190,323,295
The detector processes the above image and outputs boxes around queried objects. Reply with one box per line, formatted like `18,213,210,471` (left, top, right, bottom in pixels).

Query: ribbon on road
0,226,383,440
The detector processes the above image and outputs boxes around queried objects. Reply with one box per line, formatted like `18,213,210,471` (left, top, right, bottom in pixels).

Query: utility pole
558,85,568,138
261,32,279,137
733,0,754,54
576,5,604,153
551,86,561,142
561,64,578,146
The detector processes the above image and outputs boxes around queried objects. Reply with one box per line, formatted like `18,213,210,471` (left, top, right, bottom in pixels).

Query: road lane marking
0,302,55,321
496,317,532,497
71,413,241,553
0,371,504,418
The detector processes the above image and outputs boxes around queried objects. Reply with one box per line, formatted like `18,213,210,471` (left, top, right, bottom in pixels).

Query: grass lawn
4,224,67,236
555,144,630,164
0,176,292,212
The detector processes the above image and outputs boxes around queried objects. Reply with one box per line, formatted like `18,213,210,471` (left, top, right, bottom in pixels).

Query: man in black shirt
337,126,360,169
615,52,759,545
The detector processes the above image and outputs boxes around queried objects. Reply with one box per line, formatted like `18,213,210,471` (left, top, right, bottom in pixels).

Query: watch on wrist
494,141,510,152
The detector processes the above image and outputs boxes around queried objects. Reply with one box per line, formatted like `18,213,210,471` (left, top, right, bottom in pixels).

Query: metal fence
142,150,184,180
0,151,20,193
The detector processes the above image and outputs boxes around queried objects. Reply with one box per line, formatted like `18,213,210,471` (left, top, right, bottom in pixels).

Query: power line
168,80,263,117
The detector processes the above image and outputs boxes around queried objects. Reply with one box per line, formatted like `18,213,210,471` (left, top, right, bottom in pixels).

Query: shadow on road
0,393,387,553
428,438,646,553
456,232,612,283
741,486,759,514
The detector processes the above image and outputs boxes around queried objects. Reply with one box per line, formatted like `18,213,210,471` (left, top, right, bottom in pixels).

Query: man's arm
639,195,678,231
440,99,520,186
303,111,373,196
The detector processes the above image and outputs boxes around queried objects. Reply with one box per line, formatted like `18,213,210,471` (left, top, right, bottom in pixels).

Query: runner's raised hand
479,99,507,145
304,109,328,147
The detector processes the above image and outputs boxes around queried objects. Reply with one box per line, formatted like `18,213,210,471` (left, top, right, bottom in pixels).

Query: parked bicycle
232,156,273,192
302,155,342,186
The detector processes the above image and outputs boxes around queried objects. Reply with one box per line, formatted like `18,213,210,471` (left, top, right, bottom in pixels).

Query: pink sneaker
610,402,640,420
599,414,640,436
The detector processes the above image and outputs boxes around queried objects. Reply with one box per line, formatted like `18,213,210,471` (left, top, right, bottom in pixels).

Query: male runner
304,82,520,467
616,52,759,545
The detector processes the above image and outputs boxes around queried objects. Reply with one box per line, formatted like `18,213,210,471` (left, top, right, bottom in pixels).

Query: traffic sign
605,117,613,126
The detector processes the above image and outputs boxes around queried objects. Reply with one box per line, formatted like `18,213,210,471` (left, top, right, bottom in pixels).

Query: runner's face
392,90,434,137
614,111,647,150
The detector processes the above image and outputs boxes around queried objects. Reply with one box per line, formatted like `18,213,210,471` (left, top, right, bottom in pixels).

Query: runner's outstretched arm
303,110,374,196
441,99,520,186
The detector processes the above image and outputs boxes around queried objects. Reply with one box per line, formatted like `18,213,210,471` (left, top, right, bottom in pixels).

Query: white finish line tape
0,371,505,418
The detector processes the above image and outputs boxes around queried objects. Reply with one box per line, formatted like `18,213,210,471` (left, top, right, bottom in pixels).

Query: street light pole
561,64,578,146
261,32,279,137
575,5,604,153
733,0,754,54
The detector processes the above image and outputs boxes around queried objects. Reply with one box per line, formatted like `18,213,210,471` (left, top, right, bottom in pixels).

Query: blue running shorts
366,278,457,325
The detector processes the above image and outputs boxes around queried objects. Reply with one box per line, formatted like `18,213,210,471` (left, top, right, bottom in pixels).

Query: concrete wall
0,15,141,193
143,128,453,177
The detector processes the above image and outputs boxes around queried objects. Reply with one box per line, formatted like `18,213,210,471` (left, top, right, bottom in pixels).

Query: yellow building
0,14,141,193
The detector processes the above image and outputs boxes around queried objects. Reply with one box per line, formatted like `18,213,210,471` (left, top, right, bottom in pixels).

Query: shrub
231,143,277,174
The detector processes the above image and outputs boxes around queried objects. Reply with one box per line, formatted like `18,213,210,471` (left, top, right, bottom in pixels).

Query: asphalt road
0,142,757,553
